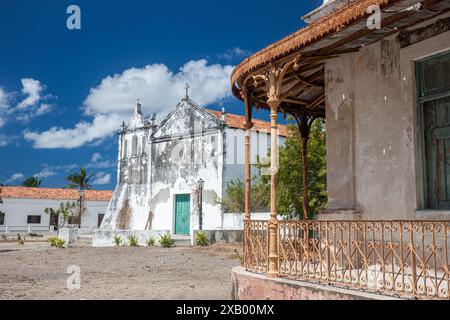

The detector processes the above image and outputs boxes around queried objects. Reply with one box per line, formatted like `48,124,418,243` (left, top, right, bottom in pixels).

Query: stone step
172,235,192,246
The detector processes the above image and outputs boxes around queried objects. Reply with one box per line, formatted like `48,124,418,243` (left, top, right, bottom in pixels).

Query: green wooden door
425,97,450,209
175,194,190,234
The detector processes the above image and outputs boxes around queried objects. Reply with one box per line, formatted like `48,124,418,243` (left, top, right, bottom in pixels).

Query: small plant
145,237,156,247
113,235,123,246
48,236,58,246
158,234,174,248
195,231,209,246
48,236,65,248
234,249,243,263
127,234,139,247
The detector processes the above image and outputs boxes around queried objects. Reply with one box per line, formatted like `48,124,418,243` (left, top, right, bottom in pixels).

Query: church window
142,136,147,154
132,135,138,156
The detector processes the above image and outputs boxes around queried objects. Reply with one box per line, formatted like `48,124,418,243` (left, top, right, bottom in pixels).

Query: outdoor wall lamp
198,178,204,231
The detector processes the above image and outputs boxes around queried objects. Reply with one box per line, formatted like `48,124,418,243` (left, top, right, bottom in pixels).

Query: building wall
222,127,286,195
324,13,450,219
101,98,286,232
0,198,109,231
150,130,224,234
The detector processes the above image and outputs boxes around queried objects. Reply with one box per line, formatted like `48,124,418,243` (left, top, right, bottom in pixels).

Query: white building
100,93,287,235
0,186,111,234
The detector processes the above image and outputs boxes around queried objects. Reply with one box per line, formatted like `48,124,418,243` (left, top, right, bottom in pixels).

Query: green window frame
416,50,450,210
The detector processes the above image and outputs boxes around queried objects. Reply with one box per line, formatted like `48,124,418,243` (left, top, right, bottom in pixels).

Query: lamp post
197,178,204,231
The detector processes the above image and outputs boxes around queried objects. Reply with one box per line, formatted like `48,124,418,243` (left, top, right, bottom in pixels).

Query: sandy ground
0,241,242,300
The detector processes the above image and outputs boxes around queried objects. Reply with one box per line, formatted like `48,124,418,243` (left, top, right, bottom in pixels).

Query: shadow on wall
117,199,133,229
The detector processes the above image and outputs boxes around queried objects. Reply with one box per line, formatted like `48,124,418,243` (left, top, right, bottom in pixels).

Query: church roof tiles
207,109,289,137
1,186,112,201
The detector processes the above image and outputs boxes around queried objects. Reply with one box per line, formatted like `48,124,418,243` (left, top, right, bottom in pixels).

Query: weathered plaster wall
324,13,450,219
150,101,224,234
231,267,395,300
101,98,284,233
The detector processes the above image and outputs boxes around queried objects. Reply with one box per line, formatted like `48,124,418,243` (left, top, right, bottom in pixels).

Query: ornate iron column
242,89,253,221
242,89,253,268
266,98,280,277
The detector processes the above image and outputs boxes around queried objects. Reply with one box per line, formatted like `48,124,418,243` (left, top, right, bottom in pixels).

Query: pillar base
319,205,363,220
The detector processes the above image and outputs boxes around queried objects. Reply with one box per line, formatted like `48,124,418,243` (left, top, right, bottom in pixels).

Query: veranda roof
231,0,450,116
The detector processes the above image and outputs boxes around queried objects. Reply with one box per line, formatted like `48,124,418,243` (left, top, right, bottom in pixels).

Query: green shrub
48,236,58,246
158,234,174,248
113,235,123,246
48,236,65,248
195,231,209,246
127,234,139,247
145,237,156,247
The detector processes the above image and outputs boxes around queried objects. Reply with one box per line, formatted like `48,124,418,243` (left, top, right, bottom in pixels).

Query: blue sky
0,0,320,189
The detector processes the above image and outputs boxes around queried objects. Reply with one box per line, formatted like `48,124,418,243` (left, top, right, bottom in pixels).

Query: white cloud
87,152,115,169
5,172,24,183
0,87,10,128
0,79,54,127
24,113,123,149
17,78,43,110
92,172,111,185
218,47,253,62
35,103,52,116
34,168,57,178
24,59,234,149
0,134,9,147
91,152,101,162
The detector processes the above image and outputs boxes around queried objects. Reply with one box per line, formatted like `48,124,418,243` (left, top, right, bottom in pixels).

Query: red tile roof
207,109,289,137
1,186,112,201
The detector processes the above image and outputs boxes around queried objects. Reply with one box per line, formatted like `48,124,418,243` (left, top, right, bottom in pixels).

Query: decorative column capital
267,99,281,115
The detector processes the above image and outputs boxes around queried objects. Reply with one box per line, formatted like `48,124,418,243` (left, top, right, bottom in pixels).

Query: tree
66,168,95,190
22,176,42,188
256,119,327,219
66,168,94,228
44,202,77,229
220,179,268,213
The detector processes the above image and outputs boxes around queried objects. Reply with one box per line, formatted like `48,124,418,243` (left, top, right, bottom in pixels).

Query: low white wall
222,212,270,230
0,198,109,233
92,229,170,247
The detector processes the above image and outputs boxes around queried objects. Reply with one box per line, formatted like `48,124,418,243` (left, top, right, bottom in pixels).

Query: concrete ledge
231,267,402,300
92,229,169,247
192,230,243,245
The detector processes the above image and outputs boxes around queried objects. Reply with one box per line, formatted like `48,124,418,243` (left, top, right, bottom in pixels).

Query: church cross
184,83,190,99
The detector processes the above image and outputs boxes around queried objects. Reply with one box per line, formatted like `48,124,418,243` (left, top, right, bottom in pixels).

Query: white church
99,88,287,236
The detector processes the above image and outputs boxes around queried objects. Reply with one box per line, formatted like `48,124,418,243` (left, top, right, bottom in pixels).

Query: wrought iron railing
244,220,269,273
244,219,450,300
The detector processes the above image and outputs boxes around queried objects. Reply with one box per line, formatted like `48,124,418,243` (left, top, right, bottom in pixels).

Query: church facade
100,94,287,235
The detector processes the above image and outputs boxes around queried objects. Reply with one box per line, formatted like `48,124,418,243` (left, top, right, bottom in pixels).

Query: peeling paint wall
101,98,280,234
324,13,450,219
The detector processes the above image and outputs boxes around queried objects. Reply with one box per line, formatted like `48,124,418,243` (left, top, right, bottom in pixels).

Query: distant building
0,186,112,233
100,95,287,234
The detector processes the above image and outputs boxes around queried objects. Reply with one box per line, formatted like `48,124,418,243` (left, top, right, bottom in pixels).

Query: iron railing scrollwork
244,219,450,300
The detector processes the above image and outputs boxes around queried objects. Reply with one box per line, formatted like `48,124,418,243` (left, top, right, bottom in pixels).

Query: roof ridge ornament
184,83,190,100
135,99,142,114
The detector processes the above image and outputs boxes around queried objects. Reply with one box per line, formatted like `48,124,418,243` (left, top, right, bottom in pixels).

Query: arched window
123,140,128,159
131,135,138,156
142,136,147,154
